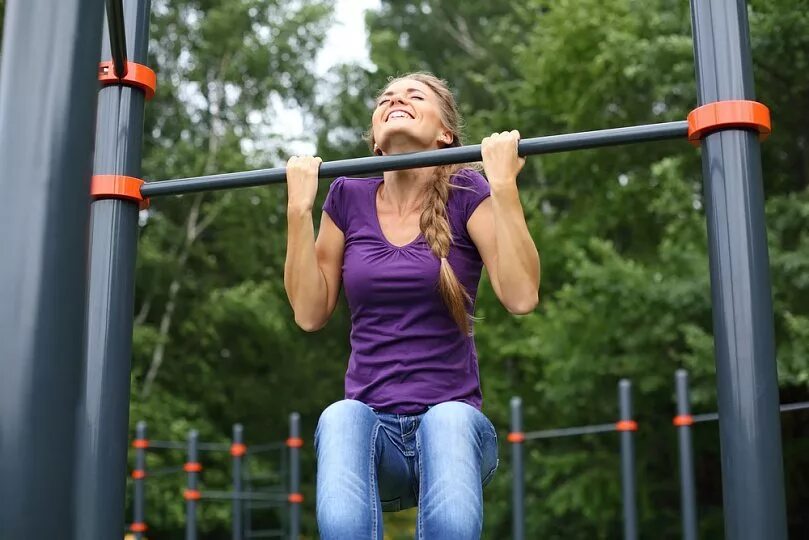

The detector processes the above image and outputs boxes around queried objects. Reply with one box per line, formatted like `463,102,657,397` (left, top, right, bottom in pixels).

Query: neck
380,167,435,215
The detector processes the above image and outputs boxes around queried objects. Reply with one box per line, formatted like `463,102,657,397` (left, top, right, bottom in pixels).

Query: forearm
490,183,540,312
284,208,329,330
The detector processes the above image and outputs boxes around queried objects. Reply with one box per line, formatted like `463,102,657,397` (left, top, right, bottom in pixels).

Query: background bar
689,1,787,537
619,380,638,540
142,121,689,197
0,0,106,538
510,397,525,540
675,371,698,540
105,0,128,76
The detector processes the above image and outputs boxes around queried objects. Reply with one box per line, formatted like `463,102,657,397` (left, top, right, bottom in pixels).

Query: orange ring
132,438,149,449
131,469,146,480
91,175,149,210
99,61,157,100
183,489,201,501
288,493,304,504
184,462,202,473
130,522,148,533
687,100,771,144
673,414,694,427
230,443,247,457
286,437,304,448
507,432,525,443
615,420,638,432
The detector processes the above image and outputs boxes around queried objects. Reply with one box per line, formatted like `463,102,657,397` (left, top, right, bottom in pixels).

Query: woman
284,72,540,539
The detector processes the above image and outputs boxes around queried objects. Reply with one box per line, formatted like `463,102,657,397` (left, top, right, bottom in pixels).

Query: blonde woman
284,72,540,539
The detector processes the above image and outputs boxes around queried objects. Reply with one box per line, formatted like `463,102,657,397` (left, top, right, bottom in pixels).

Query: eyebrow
380,88,427,97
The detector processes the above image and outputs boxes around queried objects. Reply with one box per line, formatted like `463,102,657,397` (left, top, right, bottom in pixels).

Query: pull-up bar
105,0,128,77
141,121,689,198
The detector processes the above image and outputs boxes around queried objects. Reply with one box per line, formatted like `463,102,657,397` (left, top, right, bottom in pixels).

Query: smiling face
370,77,456,154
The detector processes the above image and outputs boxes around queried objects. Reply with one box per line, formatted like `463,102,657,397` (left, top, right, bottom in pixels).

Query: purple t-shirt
322,168,491,414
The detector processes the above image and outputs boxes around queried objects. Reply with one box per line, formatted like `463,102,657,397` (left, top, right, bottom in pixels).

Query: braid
421,165,473,336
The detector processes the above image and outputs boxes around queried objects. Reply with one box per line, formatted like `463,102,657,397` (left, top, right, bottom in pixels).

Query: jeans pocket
381,497,402,512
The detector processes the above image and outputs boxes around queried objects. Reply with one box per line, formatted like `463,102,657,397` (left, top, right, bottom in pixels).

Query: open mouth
386,109,414,122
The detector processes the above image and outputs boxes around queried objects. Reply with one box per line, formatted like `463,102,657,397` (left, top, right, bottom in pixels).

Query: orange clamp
130,522,148,533
615,420,638,432
507,432,525,443
230,443,247,457
131,469,146,480
286,437,304,448
687,100,771,145
183,489,201,501
99,61,157,100
132,438,150,449
288,493,304,504
184,462,202,473
91,175,149,210
673,414,694,427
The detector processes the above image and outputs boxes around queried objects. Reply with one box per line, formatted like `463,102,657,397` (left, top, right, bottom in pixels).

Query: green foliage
113,0,809,537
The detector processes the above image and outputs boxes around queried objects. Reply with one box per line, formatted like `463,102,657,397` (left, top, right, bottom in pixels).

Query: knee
420,401,480,437
316,400,375,443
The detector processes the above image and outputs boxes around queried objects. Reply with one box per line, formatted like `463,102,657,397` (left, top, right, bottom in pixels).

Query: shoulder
449,168,491,219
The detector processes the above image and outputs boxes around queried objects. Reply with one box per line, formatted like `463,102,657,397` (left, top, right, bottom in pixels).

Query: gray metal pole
186,430,200,540
618,380,638,540
132,421,148,539
105,0,128,76
675,370,698,540
0,1,106,538
232,424,245,540
74,1,152,538
510,397,525,540
288,413,302,540
689,2,787,538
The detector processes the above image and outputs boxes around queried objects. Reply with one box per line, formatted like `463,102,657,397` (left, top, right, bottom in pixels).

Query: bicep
315,211,345,316
467,197,503,300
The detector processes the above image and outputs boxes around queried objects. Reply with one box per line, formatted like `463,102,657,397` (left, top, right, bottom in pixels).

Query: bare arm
283,156,345,331
468,131,540,314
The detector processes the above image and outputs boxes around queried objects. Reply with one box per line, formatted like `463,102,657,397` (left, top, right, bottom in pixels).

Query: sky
273,0,380,156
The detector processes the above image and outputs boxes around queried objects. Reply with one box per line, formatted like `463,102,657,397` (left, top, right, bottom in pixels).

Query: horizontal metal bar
147,466,184,477
248,442,285,453
200,490,288,501
247,501,286,510
523,422,617,441
693,401,809,424
197,442,231,452
147,440,186,450
141,121,689,198
105,0,128,77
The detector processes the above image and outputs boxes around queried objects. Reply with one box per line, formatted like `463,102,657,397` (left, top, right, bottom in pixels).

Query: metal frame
0,0,788,538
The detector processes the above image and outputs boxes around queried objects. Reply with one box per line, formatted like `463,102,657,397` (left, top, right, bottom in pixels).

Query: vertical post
509,397,525,540
0,0,106,538
131,421,148,540
288,413,303,540
689,1,787,538
232,424,245,540
185,430,201,540
675,371,698,540
618,379,638,540
74,0,152,539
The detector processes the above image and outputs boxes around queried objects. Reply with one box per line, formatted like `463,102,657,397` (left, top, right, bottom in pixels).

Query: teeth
388,111,410,120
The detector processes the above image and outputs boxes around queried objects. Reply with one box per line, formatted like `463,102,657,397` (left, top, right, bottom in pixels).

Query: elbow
294,313,327,332
505,291,539,315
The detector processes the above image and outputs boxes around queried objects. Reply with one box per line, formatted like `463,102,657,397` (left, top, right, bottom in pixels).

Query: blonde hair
367,72,475,335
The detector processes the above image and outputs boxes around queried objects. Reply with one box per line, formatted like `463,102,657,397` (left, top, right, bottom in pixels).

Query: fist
481,130,525,189
285,155,322,212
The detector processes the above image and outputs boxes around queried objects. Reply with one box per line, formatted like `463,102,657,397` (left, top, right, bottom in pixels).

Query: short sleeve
322,177,347,232
454,169,491,222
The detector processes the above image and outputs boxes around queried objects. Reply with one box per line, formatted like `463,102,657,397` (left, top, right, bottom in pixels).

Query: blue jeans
314,399,499,540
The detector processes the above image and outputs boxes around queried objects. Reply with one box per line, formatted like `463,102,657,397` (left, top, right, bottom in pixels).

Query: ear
438,130,454,146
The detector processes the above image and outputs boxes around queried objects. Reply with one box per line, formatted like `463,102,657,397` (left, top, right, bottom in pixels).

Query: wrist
287,204,313,218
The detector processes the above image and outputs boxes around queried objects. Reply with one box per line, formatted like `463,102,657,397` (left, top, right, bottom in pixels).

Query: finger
510,129,521,139
315,156,323,163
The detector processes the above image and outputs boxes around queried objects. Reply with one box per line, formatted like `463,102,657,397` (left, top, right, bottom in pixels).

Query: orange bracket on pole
131,469,146,479
99,61,157,100
615,420,638,432
183,489,201,501
687,100,771,145
183,462,202,473
132,438,150,449
130,522,148,533
230,443,247,457
288,493,304,504
286,437,304,448
91,175,149,209
507,432,525,443
673,414,694,427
